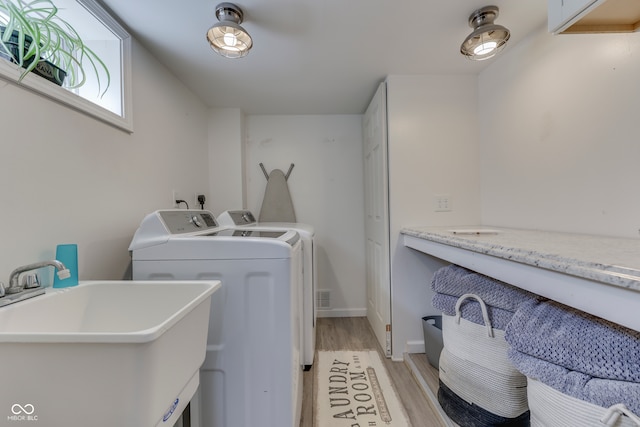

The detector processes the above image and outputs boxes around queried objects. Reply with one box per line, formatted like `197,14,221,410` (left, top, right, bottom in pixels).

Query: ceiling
98,0,547,115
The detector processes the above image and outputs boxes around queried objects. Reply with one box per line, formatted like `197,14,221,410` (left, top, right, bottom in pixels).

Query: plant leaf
0,0,110,93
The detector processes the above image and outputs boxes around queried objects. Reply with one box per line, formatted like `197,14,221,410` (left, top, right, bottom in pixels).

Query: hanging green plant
0,0,110,96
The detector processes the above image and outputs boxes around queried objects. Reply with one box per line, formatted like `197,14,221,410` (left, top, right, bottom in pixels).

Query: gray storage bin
422,315,443,369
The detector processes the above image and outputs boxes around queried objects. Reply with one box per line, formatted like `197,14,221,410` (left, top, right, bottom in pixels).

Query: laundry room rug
315,350,411,427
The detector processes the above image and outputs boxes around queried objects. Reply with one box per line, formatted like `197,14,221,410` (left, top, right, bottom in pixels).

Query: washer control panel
159,210,219,234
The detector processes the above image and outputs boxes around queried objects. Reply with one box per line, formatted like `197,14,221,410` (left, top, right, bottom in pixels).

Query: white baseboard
317,308,367,318
405,340,426,354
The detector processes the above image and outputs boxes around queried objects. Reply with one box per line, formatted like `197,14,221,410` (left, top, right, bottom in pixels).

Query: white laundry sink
0,280,220,427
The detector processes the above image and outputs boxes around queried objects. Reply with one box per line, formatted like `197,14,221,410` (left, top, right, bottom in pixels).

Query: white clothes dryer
217,209,317,370
129,210,303,427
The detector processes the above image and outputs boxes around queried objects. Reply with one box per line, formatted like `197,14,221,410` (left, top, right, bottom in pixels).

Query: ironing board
258,163,296,222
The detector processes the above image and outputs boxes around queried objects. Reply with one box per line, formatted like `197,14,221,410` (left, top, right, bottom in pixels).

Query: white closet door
363,82,391,356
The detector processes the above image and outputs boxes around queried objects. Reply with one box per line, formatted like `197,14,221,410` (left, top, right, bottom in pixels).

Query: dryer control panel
218,210,256,226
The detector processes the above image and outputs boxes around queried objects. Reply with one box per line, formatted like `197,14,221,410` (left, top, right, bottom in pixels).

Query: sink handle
22,274,41,290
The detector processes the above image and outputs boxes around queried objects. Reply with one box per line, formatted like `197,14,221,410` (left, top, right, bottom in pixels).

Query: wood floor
300,317,447,427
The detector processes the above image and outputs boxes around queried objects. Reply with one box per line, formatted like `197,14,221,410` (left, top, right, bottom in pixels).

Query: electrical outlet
434,195,452,212
172,190,188,209
194,193,206,209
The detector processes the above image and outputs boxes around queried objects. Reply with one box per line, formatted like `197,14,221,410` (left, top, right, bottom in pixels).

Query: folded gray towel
506,299,640,382
431,265,537,312
432,292,514,331
509,349,640,415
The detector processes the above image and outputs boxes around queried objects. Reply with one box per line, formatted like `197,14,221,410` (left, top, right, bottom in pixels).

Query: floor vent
317,290,331,309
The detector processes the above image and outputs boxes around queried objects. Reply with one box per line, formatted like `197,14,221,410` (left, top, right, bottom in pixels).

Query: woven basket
528,378,640,427
439,293,529,418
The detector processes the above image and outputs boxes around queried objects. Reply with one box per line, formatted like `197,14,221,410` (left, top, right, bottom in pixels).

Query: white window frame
0,0,133,132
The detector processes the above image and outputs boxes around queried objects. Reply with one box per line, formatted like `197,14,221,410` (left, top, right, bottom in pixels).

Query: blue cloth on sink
432,292,515,331
509,349,640,414
505,299,640,382
431,265,537,312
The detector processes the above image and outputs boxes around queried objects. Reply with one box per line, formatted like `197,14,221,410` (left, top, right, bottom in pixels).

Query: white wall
0,39,209,284
479,28,640,238
244,115,366,316
208,108,245,215
386,75,481,359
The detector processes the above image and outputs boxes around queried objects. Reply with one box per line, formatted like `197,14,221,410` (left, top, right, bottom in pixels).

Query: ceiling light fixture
460,5,510,61
207,2,252,59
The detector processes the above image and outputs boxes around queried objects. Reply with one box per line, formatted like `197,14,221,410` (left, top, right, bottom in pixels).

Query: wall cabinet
548,0,598,33
548,0,640,34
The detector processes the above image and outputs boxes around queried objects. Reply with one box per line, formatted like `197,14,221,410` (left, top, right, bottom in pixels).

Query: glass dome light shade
460,24,510,60
207,21,253,59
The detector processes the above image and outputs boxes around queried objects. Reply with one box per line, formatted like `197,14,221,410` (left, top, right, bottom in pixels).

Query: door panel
363,82,391,356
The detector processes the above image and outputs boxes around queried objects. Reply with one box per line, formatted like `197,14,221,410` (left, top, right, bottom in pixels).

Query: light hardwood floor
300,317,446,427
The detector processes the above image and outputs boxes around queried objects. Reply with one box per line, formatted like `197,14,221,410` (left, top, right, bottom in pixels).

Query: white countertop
401,226,640,332
401,226,640,291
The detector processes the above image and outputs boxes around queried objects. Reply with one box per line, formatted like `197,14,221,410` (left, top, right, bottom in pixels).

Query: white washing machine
217,209,317,370
129,210,303,427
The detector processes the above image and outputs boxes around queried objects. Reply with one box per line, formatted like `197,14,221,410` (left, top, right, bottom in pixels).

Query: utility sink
0,280,220,427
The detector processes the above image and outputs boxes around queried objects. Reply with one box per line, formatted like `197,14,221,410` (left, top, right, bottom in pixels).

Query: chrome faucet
7,260,70,294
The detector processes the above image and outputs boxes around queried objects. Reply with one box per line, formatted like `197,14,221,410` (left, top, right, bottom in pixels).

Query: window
0,0,133,132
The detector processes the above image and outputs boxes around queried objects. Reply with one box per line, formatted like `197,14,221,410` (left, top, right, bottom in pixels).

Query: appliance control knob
190,215,202,227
